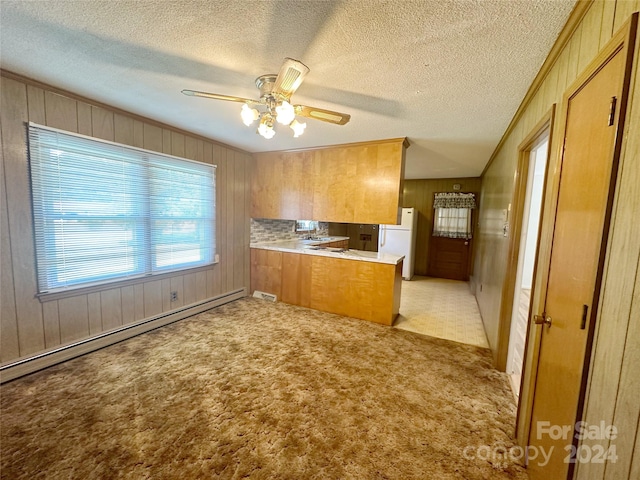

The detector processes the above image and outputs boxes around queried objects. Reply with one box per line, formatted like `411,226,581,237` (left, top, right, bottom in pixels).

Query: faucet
296,220,318,241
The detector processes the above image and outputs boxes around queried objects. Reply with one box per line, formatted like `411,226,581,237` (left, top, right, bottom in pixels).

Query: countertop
250,237,404,266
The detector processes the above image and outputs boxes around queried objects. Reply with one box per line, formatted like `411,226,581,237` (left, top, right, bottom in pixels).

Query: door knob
533,314,552,328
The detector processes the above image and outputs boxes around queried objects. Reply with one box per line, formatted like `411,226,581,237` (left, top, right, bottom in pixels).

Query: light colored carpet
395,276,490,348
1,297,526,479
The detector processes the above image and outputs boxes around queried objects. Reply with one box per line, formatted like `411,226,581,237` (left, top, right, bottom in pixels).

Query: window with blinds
28,123,216,294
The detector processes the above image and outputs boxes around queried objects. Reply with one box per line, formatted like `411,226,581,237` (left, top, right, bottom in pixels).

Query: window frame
28,122,217,299
432,207,474,239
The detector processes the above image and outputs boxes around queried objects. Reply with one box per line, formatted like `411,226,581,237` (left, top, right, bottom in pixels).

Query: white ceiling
0,0,576,179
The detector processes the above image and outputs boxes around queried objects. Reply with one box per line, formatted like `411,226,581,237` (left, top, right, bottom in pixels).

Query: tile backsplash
251,218,329,244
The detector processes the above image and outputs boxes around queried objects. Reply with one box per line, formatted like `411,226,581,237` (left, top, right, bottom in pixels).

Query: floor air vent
252,291,277,302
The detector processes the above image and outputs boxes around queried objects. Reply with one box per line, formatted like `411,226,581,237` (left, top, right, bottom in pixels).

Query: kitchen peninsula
250,237,403,325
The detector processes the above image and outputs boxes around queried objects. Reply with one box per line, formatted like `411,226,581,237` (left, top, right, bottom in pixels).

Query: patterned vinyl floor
393,276,490,348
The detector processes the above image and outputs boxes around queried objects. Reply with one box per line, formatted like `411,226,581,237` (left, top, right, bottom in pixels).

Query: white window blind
28,123,216,294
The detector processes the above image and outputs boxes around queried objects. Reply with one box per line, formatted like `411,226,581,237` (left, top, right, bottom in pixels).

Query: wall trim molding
481,0,593,177
0,69,251,155
0,288,246,383
253,137,410,156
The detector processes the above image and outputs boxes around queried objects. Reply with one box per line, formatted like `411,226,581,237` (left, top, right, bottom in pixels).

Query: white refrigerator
379,207,418,280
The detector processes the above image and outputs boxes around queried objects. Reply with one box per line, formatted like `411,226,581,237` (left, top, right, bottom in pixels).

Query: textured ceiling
0,0,576,179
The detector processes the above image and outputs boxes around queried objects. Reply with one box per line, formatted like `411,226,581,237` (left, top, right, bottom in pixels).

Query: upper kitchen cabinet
252,138,408,224
252,149,314,220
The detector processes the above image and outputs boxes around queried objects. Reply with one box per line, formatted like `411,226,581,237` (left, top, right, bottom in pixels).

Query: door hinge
608,96,617,126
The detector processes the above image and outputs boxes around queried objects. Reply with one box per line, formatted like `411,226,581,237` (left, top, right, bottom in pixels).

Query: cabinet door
252,139,407,224
251,154,283,219
281,252,311,307
250,249,282,297
281,152,313,220
252,152,313,220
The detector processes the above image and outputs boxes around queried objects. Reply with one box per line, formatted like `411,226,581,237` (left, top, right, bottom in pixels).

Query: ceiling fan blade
272,58,310,99
181,89,261,105
294,105,351,125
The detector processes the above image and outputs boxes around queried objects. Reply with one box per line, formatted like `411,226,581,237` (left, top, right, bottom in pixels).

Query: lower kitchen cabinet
250,248,283,298
250,248,402,325
281,252,312,307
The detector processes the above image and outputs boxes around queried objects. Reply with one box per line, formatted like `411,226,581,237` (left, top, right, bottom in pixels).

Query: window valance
433,192,476,209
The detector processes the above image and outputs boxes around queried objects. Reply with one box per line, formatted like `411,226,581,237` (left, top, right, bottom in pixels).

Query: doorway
427,192,477,281
506,137,549,398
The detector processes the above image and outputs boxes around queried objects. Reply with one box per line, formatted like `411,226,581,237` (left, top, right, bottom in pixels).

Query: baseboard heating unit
1,288,246,383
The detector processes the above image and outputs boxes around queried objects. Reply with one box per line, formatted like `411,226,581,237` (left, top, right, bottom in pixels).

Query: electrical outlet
170,291,178,302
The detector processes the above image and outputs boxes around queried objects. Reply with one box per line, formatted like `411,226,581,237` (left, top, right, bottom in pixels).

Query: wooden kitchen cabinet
312,140,406,224
251,150,314,221
250,247,402,325
252,138,408,224
250,248,283,299
281,252,312,307
309,256,402,325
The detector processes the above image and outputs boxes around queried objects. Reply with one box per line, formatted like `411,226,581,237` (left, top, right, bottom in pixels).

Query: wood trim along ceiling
481,0,594,177
1,70,409,158
251,137,411,155
0,69,252,155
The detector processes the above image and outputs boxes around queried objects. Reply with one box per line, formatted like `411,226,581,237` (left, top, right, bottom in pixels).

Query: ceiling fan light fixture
309,110,344,123
241,104,259,126
182,58,350,139
290,119,307,137
275,100,295,125
258,114,276,139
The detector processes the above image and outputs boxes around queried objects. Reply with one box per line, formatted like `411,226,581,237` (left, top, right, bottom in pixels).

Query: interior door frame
495,108,555,374
519,14,638,476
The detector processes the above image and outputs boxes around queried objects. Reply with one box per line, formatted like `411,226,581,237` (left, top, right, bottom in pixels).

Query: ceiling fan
182,58,350,139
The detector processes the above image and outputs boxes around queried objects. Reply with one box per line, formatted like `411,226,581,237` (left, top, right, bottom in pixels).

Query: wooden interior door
526,27,634,480
427,236,471,281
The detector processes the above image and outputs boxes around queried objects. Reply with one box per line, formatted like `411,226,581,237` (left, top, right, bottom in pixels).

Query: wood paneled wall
402,177,482,276
474,1,640,478
0,73,252,366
